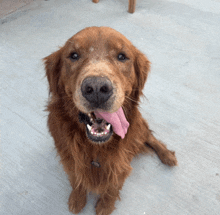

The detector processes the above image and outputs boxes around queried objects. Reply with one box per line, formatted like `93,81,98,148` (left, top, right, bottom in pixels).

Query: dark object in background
92,0,137,13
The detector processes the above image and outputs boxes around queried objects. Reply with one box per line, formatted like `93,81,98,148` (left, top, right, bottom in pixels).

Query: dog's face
44,27,150,143
62,27,138,113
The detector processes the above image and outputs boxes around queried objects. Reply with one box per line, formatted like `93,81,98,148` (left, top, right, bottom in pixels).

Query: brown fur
44,27,177,215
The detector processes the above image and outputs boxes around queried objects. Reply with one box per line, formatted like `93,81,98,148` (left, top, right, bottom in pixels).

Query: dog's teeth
87,124,92,131
88,113,94,122
106,124,111,130
91,131,94,134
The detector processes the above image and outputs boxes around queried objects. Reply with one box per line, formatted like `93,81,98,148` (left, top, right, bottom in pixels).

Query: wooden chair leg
128,0,136,13
93,0,99,3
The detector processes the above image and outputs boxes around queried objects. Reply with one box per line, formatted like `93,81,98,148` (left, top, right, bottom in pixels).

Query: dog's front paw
68,190,86,214
159,150,178,166
96,197,116,215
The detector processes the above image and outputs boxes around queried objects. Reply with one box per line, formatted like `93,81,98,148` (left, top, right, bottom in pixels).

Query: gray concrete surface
0,0,42,19
1,0,220,214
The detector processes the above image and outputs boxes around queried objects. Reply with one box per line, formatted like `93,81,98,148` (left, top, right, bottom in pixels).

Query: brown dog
44,27,177,215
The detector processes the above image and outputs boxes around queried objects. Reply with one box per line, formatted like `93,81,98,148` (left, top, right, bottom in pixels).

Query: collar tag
91,161,101,168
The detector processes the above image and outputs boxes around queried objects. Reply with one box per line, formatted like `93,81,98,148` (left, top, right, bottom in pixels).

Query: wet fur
44,27,177,215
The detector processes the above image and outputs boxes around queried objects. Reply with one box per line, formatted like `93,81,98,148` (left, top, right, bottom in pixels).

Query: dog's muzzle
81,76,113,109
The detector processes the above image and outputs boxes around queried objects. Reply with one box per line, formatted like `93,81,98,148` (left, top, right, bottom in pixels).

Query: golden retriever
44,26,177,215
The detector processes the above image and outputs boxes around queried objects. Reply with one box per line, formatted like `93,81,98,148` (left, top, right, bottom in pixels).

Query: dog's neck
91,159,101,168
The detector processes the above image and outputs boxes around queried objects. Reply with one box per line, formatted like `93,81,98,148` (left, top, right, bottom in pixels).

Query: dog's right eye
70,52,80,61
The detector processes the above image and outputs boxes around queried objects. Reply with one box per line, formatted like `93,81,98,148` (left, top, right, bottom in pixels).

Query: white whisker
125,96,138,104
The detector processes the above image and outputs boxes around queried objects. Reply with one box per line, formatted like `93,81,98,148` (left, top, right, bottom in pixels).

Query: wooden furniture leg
92,0,136,13
128,0,136,13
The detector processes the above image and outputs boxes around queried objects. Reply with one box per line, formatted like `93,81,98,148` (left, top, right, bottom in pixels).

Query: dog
44,26,177,215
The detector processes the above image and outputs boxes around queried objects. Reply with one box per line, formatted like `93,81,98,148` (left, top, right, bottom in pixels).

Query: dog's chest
79,148,132,191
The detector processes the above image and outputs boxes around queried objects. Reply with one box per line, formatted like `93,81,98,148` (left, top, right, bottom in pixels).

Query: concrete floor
0,0,43,19
1,0,220,214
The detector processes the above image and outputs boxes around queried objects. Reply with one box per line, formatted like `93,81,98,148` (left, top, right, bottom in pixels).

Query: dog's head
44,27,150,143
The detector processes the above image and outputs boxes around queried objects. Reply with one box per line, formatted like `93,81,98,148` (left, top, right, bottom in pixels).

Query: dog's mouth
79,107,130,143
79,112,113,143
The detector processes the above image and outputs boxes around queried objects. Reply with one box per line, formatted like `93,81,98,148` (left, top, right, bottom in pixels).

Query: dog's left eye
70,52,80,61
118,53,128,62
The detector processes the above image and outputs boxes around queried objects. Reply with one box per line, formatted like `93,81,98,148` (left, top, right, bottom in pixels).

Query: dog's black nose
81,76,113,107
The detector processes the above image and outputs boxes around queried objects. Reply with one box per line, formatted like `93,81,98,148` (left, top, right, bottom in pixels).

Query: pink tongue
94,107,129,139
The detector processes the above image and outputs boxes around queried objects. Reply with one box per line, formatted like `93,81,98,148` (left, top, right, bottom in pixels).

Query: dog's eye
118,53,128,62
70,52,80,61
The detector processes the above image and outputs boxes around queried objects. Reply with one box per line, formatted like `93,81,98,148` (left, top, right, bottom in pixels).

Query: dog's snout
81,76,113,107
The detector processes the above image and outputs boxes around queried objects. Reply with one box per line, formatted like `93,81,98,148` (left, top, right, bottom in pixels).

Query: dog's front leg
95,187,121,215
68,178,87,214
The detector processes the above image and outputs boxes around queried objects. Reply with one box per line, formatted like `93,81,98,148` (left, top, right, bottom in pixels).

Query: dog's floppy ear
44,48,63,96
133,47,151,98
